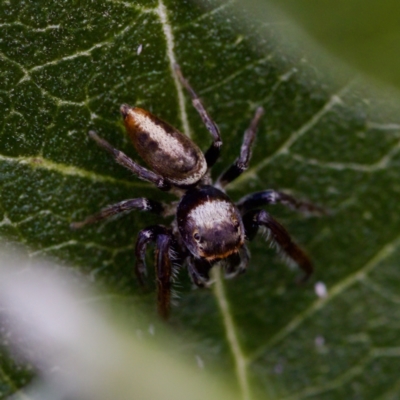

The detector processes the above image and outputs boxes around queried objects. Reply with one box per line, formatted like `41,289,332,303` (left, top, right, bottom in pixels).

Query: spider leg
71,198,164,229
174,64,222,168
187,257,213,287
134,225,171,286
224,245,250,279
237,190,326,215
135,225,181,319
243,209,313,282
155,233,174,320
216,107,264,188
88,131,170,190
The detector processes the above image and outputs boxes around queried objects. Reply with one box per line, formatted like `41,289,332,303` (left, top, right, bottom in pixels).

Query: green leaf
1,0,400,399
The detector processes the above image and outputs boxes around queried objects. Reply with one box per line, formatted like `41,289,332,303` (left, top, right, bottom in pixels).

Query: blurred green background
252,0,400,89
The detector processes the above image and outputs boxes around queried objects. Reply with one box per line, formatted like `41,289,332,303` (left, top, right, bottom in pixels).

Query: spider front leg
224,246,250,279
135,225,181,319
187,257,213,287
71,198,164,229
237,190,326,215
188,246,250,287
135,225,171,285
88,131,170,190
174,64,222,168
243,209,313,282
217,106,264,188
155,233,174,319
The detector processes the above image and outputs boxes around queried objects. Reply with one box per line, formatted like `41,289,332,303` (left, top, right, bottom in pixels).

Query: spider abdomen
177,185,245,260
121,105,207,187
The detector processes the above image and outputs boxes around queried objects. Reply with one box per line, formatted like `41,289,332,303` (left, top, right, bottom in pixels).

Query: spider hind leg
88,130,171,190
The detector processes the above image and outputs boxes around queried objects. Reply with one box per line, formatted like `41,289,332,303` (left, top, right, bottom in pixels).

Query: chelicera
72,65,322,319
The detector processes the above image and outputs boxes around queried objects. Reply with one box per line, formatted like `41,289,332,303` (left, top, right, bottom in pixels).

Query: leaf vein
0,21,60,32
290,137,400,172
283,347,400,400
282,354,369,400
154,0,191,137
28,24,133,75
29,239,134,258
362,276,400,304
249,234,400,362
212,268,251,400
200,55,273,95
229,82,353,189
0,154,149,188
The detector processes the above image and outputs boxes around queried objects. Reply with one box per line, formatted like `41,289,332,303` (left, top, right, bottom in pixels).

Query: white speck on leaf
195,355,204,369
315,281,328,298
273,362,284,374
315,335,325,347
148,324,155,336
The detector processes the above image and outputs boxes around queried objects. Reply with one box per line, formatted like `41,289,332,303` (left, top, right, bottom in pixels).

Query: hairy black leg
237,190,326,215
174,64,222,168
88,131,170,190
71,198,164,229
134,225,171,286
188,257,213,287
243,209,313,282
135,226,183,319
224,246,250,278
217,107,264,188
155,233,173,320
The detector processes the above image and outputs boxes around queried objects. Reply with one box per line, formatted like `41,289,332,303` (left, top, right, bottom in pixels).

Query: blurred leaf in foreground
0,249,240,400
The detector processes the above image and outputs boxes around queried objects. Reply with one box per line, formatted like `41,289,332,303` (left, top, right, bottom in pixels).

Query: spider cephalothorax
177,185,245,261
72,65,322,319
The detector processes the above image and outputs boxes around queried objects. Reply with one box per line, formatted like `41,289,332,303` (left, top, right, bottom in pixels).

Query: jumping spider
72,65,321,319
